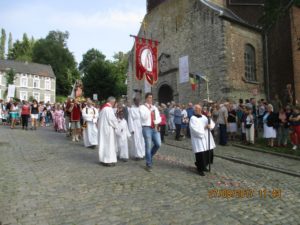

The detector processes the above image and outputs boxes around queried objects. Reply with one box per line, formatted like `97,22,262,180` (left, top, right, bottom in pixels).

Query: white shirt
139,103,161,127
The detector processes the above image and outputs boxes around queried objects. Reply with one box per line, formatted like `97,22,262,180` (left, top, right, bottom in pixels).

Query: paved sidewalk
0,126,300,225
164,135,300,176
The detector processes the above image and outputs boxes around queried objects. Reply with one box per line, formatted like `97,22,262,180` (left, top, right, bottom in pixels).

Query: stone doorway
158,84,173,104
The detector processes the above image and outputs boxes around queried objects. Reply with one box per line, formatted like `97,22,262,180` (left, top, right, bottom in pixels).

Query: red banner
135,37,158,85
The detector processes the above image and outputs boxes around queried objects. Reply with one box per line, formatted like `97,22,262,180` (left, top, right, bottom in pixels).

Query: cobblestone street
0,127,300,225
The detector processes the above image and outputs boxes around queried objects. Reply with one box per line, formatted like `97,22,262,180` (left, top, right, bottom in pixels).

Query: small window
33,92,40,102
45,80,51,90
33,79,40,89
21,77,28,87
20,91,28,101
44,94,51,103
244,44,256,81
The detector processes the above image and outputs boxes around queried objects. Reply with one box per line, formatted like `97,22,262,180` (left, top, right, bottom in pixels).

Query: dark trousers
175,124,181,140
187,124,191,138
195,150,214,172
21,115,29,128
160,125,166,142
219,124,227,145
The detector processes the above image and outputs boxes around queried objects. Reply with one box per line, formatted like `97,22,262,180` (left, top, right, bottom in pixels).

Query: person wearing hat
82,98,99,148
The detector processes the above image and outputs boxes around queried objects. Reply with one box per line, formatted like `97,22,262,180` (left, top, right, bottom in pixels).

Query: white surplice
127,106,145,158
98,104,119,163
189,115,216,153
82,106,99,147
115,118,131,159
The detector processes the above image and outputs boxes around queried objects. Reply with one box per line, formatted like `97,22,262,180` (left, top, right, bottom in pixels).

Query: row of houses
0,60,56,103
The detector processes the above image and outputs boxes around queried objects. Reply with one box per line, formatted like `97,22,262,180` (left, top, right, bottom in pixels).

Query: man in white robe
98,97,119,166
128,98,145,160
190,104,216,176
82,99,99,148
115,108,131,161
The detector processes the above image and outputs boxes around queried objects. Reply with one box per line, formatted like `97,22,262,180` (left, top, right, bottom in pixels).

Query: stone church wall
127,0,265,104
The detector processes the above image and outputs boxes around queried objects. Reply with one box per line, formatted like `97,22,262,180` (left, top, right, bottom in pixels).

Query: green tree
5,68,15,85
8,32,13,55
7,33,35,62
82,58,119,100
32,31,79,96
111,51,129,97
46,30,69,47
0,28,6,59
79,48,106,75
80,49,128,100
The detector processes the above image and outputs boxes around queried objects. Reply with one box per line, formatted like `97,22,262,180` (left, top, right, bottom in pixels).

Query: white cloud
49,9,145,30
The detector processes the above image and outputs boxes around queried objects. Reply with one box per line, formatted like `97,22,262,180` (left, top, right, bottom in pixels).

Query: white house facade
0,60,56,103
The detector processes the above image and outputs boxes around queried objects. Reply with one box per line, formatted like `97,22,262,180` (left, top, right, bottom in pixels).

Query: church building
127,0,265,104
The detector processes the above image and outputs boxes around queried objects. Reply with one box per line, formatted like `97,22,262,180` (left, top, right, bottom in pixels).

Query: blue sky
0,0,146,63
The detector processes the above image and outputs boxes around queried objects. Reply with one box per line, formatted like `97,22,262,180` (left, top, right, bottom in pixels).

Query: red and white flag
135,37,159,85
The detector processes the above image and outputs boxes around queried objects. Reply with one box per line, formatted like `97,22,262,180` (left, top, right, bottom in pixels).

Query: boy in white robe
116,108,131,161
82,99,99,148
128,98,145,160
190,104,216,176
98,97,119,166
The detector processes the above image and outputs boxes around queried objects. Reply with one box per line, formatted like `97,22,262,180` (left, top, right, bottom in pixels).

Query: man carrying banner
139,92,161,172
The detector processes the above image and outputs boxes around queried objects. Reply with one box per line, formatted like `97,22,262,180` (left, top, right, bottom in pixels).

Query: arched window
244,44,256,81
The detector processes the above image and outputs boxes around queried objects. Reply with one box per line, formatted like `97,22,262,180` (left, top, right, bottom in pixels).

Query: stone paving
164,136,300,175
0,126,300,225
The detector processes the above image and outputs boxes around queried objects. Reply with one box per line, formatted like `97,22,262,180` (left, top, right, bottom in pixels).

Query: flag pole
208,107,212,172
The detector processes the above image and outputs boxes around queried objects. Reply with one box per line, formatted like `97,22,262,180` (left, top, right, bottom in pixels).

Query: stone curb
232,144,300,161
216,155,300,178
164,141,300,178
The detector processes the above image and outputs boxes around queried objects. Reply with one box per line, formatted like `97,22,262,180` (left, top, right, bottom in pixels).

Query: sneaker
292,145,298,150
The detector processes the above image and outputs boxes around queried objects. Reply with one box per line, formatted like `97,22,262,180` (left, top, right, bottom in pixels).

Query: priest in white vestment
115,108,131,161
82,99,99,148
128,98,145,160
190,104,216,176
98,97,119,166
